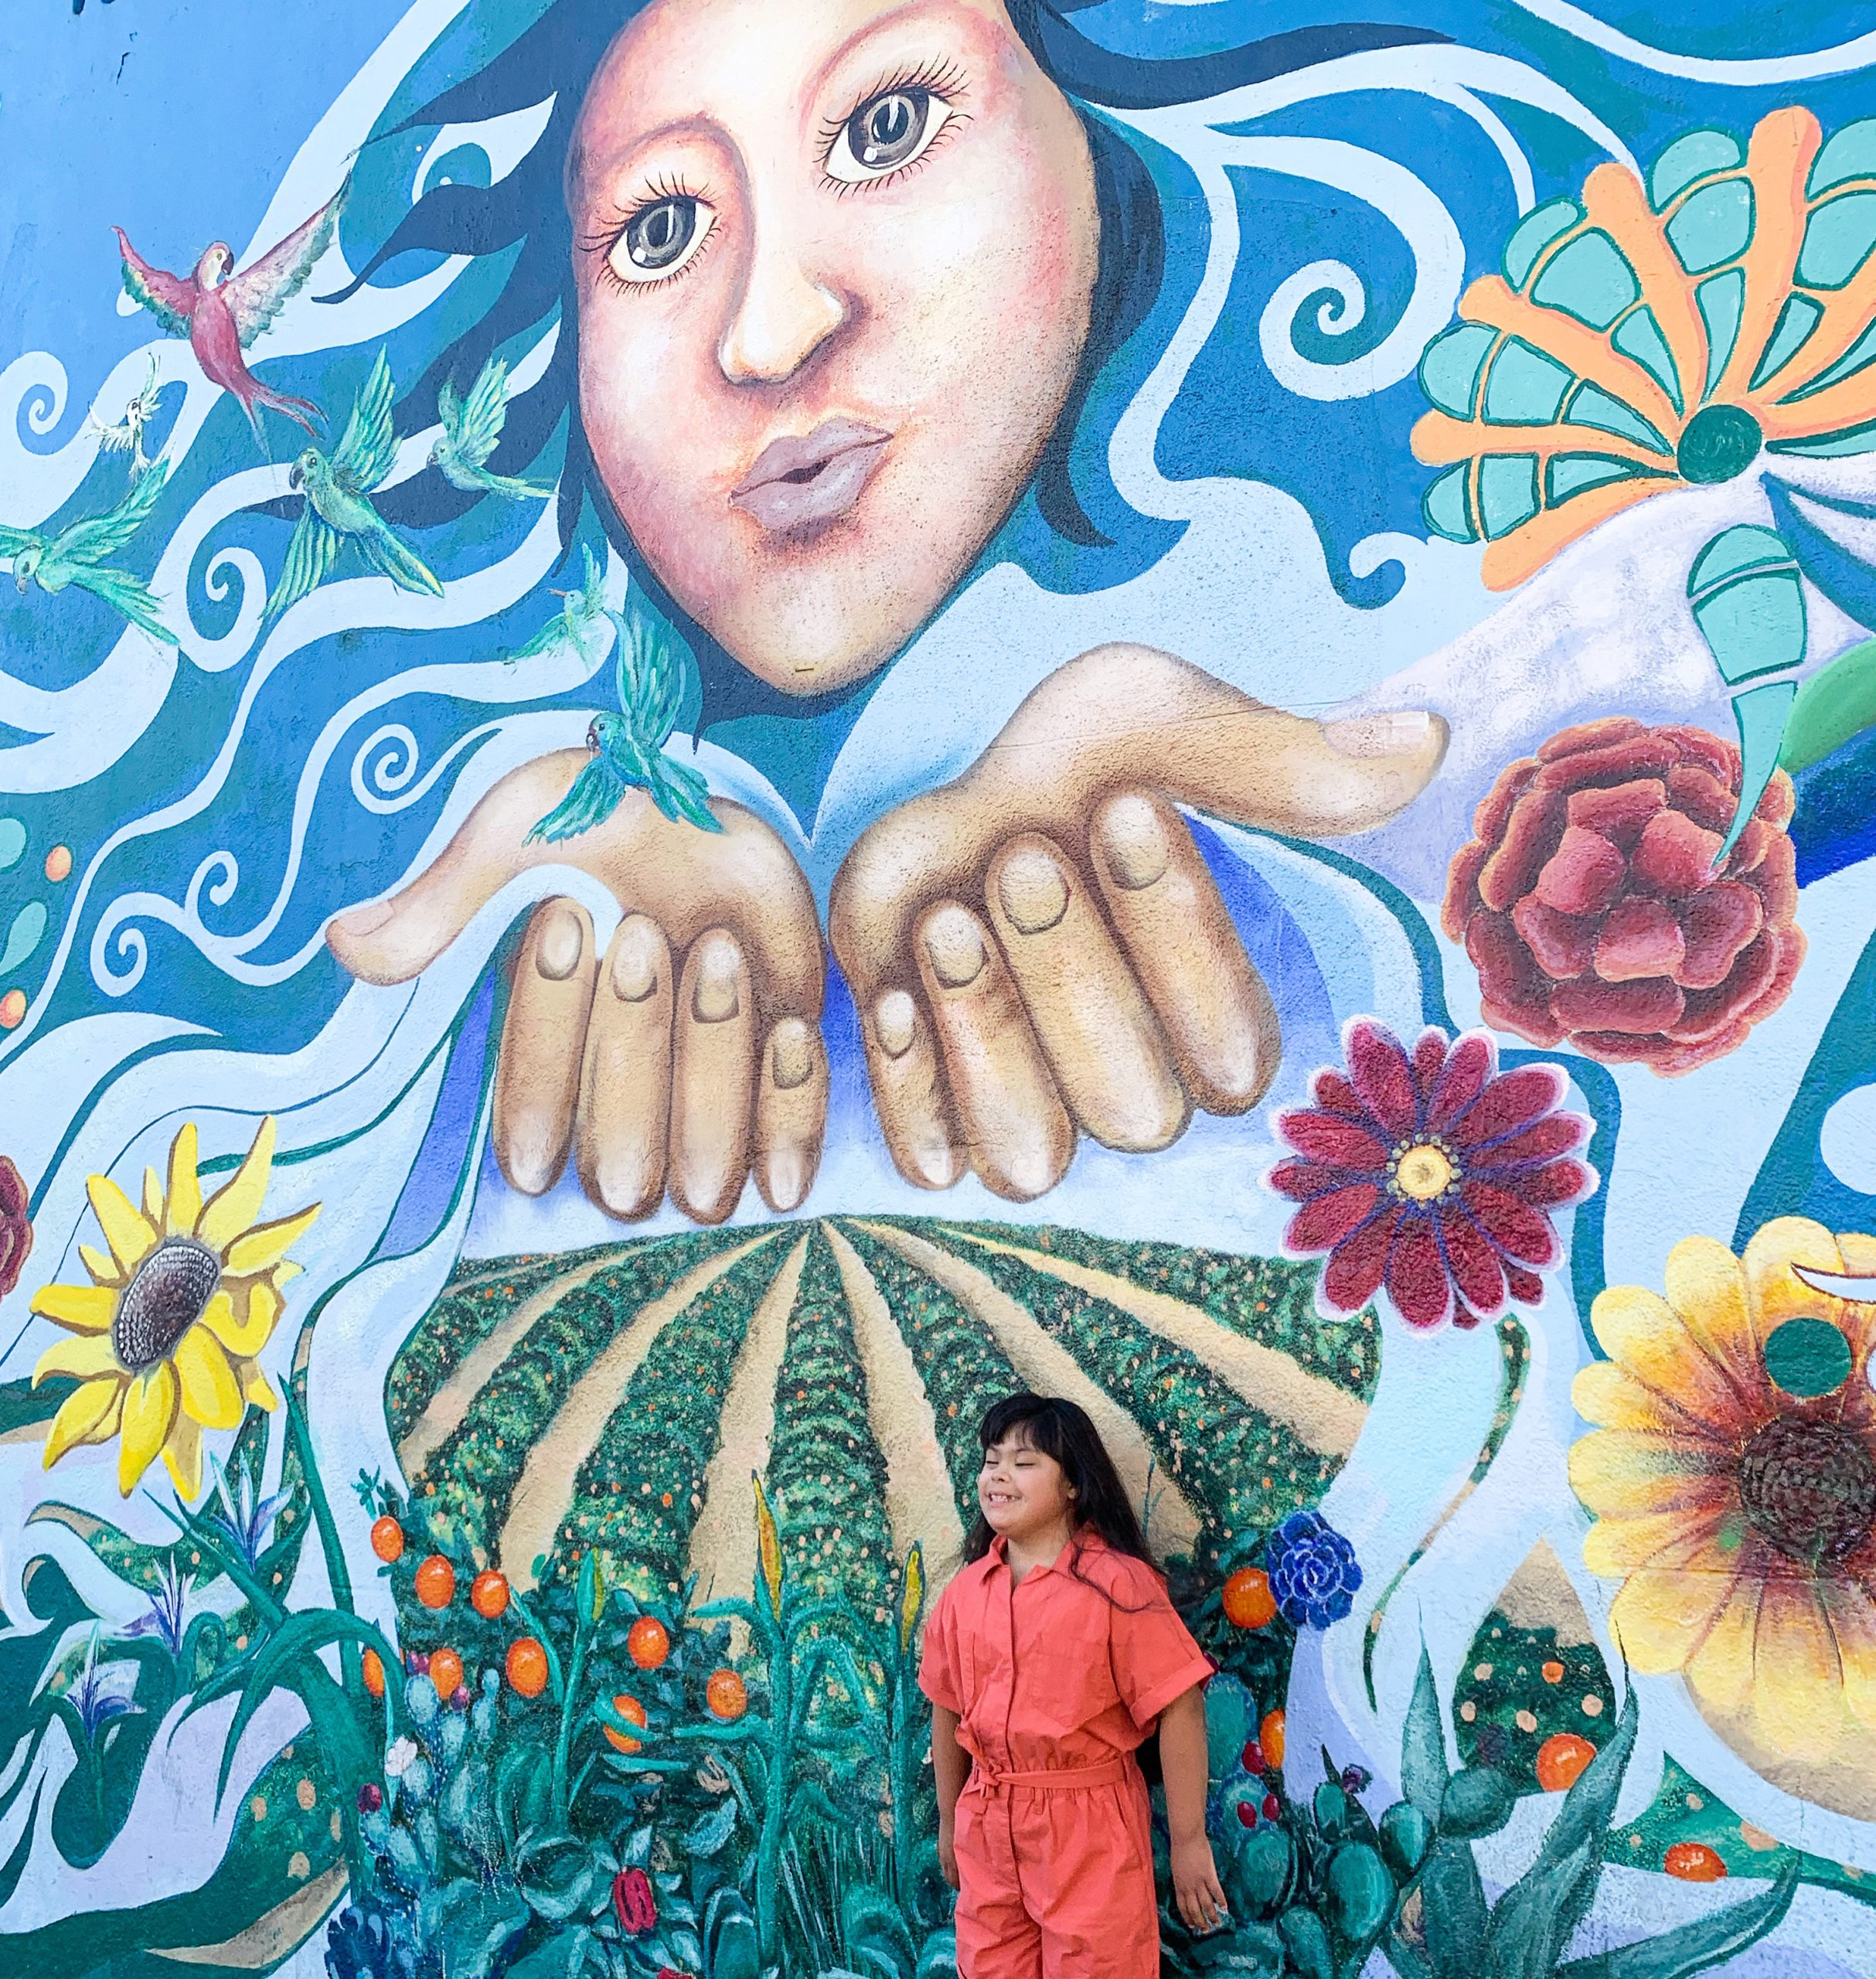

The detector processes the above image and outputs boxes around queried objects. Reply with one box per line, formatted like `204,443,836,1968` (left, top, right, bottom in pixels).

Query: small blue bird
527,611,720,842
505,543,608,671
430,356,551,501
0,456,174,644
262,350,441,628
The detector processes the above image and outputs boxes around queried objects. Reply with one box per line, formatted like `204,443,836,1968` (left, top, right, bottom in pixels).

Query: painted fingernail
536,904,586,981
770,1019,815,1091
763,1148,809,1213
692,933,741,1022
609,916,662,1002
1323,709,1433,758
924,905,986,989
876,990,918,1058
332,899,393,938
996,845,1070,935
1099,794,1168,891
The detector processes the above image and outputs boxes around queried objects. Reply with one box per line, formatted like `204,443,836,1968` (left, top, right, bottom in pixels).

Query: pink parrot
114,183,347,446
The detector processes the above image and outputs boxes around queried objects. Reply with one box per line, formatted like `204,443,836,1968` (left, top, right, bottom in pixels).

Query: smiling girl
921,1393,1224,1975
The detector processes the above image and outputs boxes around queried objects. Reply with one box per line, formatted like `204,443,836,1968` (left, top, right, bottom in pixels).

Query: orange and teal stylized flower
1570,1218,1876,1813
31,1117,319,1499
1415,107,1876,590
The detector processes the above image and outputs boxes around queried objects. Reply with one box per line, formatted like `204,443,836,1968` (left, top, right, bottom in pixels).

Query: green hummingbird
527,609,721,842
262,350,442,628
504,543,608,669
430,355,551,501
0,456,174,644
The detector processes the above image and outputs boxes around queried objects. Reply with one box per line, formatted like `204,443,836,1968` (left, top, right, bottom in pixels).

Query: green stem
552,1625,589,1823
285,1387,359,1692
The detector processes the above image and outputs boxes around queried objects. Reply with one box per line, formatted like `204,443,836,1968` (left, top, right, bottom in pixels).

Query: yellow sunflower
30,1116,320,1500
1570,1217,1876,1816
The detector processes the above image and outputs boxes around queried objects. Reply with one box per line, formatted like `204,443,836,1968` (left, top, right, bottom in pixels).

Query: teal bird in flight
505,543,608,670
527,610,720,842
0,457,174,644
430,356,551,501
262,350,442,628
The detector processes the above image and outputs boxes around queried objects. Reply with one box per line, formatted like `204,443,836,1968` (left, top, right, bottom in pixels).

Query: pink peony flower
1269,1019,1596,1329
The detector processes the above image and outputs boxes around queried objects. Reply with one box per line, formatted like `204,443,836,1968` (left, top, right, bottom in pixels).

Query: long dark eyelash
579,172,719,295
816,56,969,163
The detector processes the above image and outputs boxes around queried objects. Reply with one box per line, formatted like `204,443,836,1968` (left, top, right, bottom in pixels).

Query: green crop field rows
945,1221,1378,1401
836,1223,1020,1531
769,1231,894,1614
556,1235,787,1594
414,1230,736,1546
905,1226,1341,1546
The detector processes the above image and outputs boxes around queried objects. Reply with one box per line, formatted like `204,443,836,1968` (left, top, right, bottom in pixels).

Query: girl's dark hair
963,1392,1158,1596
325,0,1446,734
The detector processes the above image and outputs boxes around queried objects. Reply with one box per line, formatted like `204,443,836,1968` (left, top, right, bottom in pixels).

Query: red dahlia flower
1442,719,1804,1075
1269,1020,1596,1329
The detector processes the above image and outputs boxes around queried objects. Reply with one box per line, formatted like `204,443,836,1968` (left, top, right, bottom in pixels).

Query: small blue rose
1265,1511,1362,1630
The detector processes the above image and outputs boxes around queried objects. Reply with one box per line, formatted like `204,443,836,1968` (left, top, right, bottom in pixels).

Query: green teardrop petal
1697,269,1746,398
1547,455,1650,503
1612,307,1684,410
1810,118,1876,196
1564,380,1671,452
1690,526,1806,686
1482,339,1572,424
1796,190,1876,290
1667,179,1754,275
0,819,23,874
1652,129,1744,209
1421,465,1477,543
1420,324,1496,419
1781,314,1876,403
1749,293,1823,393
1478,456,1540,538
1503,198,1581,289
0,901,46,977
1532,230,1642,330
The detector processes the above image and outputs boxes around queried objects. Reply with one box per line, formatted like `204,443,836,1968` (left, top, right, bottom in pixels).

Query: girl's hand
326,755,826,1225
829,642,1445,1199
938,1821,960,1891
1171,1834,1228,1934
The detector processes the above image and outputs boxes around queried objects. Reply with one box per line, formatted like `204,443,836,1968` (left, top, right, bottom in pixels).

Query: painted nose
717,222,849,386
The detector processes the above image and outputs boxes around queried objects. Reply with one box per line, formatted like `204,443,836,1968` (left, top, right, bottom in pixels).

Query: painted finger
983,833,1187,1151
914,901,1073,1201
1090,790,1282,1113
754,1018,828,1214
669,928,756,1224
494,898,598,1196
574,914,672,1221
864,990,965,1191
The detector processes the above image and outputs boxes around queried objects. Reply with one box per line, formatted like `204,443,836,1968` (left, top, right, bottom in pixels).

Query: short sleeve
1108,1562,1214,1731
918,1583,963,1715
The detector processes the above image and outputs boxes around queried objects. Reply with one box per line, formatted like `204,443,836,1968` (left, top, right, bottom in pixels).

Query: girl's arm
1158,1685,1227,1933
931,1705,969,1889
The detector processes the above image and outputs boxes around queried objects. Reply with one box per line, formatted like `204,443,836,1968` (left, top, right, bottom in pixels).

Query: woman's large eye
606,195,714,284
825,86,954,184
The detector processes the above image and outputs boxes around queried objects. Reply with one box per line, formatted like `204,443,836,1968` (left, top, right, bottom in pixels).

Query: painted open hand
829,645,1448,1201
326,753,825,1225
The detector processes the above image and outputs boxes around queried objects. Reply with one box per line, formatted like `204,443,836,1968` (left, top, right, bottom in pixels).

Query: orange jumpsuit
919,1533,1214,1978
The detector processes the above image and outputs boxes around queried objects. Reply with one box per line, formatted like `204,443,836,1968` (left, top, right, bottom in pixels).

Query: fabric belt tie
968,1756,1129,1799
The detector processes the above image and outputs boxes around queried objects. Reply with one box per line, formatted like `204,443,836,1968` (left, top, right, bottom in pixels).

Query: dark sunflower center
1737,1416,1876,1566
1677,404,1763,485
113,1238,221,1373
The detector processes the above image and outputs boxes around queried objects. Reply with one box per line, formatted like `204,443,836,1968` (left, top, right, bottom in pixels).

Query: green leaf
1225,1824,1295,1919
1555,1862,1799,1979
1418,1841,1490,1979
685,1795,738,1858
843,1883,918,1979
1277,1906,1334,1979
1326,1842,1396,1944
1401,1650,1450,1818
1782,635,1876,772
705,1885,761,1979
1439,1767,1517,1841
1381,1802,1432,1882
432,1876,531,1979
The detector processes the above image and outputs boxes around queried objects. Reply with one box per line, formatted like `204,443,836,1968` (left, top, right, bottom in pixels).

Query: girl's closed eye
582,175,720,292
821,59,970,190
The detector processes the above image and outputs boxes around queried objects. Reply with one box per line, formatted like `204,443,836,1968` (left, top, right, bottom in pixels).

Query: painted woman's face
570,0,1099,697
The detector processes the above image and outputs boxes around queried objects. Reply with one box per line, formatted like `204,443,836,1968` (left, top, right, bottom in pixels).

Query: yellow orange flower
31,1118,320,1500
1415,107,1876,589
1570,1218,1876,1816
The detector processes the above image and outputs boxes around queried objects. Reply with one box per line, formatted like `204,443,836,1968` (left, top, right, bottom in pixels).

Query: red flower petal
1552,974,1685,1035
1268,1158,1347,1201
1469,1112,1587,1169
1322,1207,1400,1312
1473,758,1540,842
1753,829,1799,928
1386,1216,1453,1328
1665,763,1737,835
1442,840,1490,939
1755,768,1796,828
1537,716,1648,761
1658,724,1738,785
1565,778,1666,848
1507,1264,1544,1304
1310,1069,1367,1119
1280,1110,1388,1170
1516,1157,1594,1208
1513,898,1596,979
1479,791,1564,913
1347,1020,1418,1138
1595,897,1686,983
1533,828,1626,916
1465,1182,1561,1266
1412,1029,1449,1103
1288,1183,1384,1253
1427,1032,1496,1131
1535,731,1679,791
1438,1205,1507,1315
1466,913,1568,1045
1677,881,1763,990
1630,811,1723,896
1449,1064,1566,1149
1668,933,1779,1044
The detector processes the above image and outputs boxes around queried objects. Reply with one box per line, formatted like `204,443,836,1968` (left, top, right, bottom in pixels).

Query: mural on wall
6,0,1876,1973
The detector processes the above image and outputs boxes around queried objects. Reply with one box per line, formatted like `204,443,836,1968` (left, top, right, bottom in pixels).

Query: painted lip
730,417,891,534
